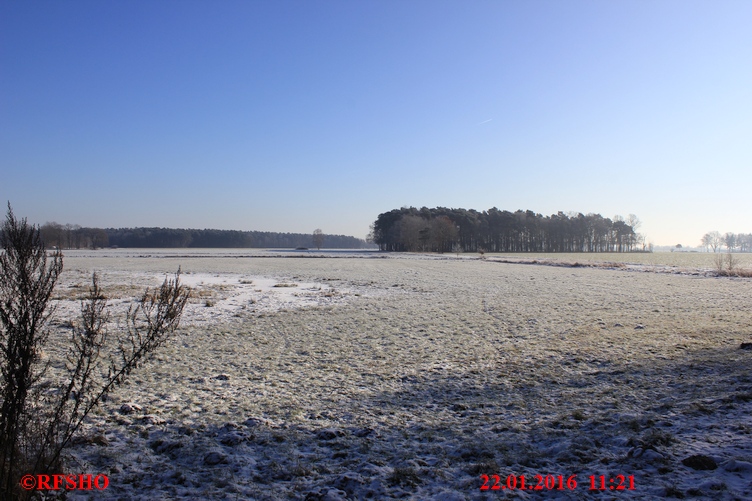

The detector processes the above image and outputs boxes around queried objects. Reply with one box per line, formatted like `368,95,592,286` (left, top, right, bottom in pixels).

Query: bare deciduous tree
626,214,641,251
701,233,713,252
398,215,429,252
702,231,723,253
430,216,459,254
312,229,324,250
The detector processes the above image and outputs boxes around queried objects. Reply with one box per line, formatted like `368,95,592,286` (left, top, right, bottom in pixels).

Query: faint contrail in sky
477,118,492,125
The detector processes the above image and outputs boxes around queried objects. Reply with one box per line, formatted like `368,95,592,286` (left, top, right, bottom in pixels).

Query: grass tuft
388,466,421,487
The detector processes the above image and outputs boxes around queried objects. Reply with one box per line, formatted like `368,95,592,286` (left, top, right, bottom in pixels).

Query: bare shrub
0,205,63,496
714,252,725,275
0,204,190,499
714,250,745,277
725,252,739,273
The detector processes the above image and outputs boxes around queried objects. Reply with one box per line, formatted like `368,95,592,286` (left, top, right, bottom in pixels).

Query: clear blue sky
2,1,750,245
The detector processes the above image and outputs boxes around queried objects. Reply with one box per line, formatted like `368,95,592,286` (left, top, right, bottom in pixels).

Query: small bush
388,466,421,487
714,251,749,276
0,204,190,499
467,460,499,476
571,409,587,421
641,429,675,449
665,485,685,498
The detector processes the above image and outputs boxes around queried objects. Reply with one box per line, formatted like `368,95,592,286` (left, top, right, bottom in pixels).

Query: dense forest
36,223,371,249
371,207,645,253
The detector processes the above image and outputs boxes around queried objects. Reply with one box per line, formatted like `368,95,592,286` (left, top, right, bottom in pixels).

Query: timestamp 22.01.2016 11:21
480,474,635,492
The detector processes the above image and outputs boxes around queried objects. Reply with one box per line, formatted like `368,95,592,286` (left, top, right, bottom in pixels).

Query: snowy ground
42,250,752,500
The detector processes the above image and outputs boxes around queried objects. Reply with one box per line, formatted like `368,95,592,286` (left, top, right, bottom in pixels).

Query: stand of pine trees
371,207,643,253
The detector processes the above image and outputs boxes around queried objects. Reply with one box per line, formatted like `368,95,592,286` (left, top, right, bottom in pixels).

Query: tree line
701,231,752,253
35,223,371,249
370,207,644,253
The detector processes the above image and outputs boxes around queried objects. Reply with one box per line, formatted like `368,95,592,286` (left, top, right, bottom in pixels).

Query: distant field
48,251,752,500
59,247,752,271
486,251,752,270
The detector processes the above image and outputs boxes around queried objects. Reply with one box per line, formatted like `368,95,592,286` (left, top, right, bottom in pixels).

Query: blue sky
1,1,750,245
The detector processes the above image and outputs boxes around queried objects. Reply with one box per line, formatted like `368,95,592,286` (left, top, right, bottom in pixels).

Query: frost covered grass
46,250,752,499
484,251,752,274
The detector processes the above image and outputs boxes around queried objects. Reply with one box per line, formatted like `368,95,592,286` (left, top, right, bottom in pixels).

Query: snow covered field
47,250,752,499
